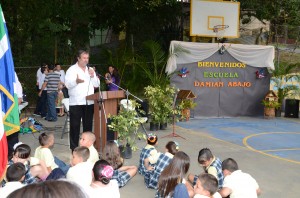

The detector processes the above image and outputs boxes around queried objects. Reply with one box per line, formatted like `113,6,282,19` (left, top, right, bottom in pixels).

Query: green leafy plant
179,99,197,110
135,40,170,88
271,63,300,107
144,85,178,124
108,100,145,151
261,99,281,109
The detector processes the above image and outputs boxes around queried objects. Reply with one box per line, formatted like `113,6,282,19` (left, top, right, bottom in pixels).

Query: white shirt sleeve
14,72,23,99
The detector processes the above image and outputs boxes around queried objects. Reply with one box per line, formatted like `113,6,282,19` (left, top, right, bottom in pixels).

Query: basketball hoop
213,25,229,40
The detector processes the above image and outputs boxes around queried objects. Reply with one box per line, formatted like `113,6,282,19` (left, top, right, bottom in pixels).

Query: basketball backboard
190,0,240,38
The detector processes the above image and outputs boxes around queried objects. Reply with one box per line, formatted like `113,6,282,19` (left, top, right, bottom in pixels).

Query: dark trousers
69,104,94,150
35,90,47,117
7,132,19,158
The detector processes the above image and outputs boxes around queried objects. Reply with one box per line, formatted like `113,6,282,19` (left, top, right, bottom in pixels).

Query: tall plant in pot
271,63,300,116
108,100,146,158
179,99,197,121
144,85,177,130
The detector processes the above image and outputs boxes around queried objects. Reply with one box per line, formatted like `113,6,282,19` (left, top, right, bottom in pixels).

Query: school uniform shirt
88,145,99,164
194,192,222,198
222,170,259,198
65,63,99,106
67,161,93,187
87,179,120,198
145,152,174,189
0,181,24,198
112,169,131,188
34,146,58,170
138,144,157,176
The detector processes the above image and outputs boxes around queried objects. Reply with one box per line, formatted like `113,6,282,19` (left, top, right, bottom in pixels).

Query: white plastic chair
120,99,148,134
61,98,70,139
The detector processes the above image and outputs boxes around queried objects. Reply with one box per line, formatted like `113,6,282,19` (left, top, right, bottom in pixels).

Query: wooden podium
86,90,125,152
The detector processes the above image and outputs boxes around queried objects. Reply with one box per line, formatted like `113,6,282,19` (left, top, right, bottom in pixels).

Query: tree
91,0,182,49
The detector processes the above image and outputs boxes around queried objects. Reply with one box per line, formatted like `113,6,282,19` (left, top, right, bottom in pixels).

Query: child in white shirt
67,146,93,188
88,159,120,198
193,173,221,198
79,131,99,164
0,163,25,198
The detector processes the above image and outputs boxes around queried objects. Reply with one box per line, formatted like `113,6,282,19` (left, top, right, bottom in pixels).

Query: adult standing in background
39,64,61,122
34,63,48,117
65,50,99,151
105,65,120,91
54,63,65,85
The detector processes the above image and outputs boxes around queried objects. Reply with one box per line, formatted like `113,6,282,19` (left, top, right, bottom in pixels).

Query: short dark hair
222,158,239,172
48,64,55,70
198,173,218,195
73,146,90,162
77,50,89,58
6,162,26,182
198,148,213,164
38,132,54,146
14,144,31,159
165,141,178,155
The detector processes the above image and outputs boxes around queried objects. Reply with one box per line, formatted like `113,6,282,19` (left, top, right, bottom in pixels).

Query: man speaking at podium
65,50,100,151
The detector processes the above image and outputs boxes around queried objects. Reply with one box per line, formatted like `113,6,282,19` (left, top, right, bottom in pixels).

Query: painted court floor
177,117,300,164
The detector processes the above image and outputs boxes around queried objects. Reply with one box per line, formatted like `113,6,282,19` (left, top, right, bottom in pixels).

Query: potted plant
144,85,176,130
108,100,146,158
270,63,300,117
262,99,281,118
179,99,197,121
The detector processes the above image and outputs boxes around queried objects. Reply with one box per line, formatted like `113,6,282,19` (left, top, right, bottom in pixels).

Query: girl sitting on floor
102,141,137,188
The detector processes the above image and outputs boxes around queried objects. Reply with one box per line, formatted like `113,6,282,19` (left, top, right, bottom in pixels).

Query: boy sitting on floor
79,131,99,164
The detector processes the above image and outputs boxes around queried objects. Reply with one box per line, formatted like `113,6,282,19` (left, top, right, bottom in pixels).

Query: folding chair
61,98,70,139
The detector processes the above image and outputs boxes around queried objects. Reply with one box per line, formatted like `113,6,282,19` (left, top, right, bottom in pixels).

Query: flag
0,95,8,181
0,4,20,180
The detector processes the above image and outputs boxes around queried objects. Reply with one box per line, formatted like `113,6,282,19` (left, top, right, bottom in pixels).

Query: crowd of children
1,131,261,198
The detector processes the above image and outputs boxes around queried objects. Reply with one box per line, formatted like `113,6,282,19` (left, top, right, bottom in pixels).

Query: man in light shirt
65,50,99,151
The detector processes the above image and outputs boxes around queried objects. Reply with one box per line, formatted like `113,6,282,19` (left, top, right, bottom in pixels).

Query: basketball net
213,25,229,41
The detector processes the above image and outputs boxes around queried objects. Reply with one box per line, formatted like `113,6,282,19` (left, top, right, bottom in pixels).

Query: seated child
66,146,93,188
34,132,67,177
7,143,49,185
219,158,261,198
79,131,99,164
188,148,224,190
102,141,137,188
193,173,221,198
88,159,120,198
145,141,179,189
0,163,26,197
138,134,158,176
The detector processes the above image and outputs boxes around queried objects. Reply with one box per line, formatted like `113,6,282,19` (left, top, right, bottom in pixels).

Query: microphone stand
98,74,148,137
94,74,107,151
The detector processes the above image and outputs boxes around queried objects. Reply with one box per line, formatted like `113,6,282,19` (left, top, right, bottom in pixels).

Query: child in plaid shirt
144,141,179,189
102,141,137,188
188,148,224,190
138,134,158,176
5,143,49,186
